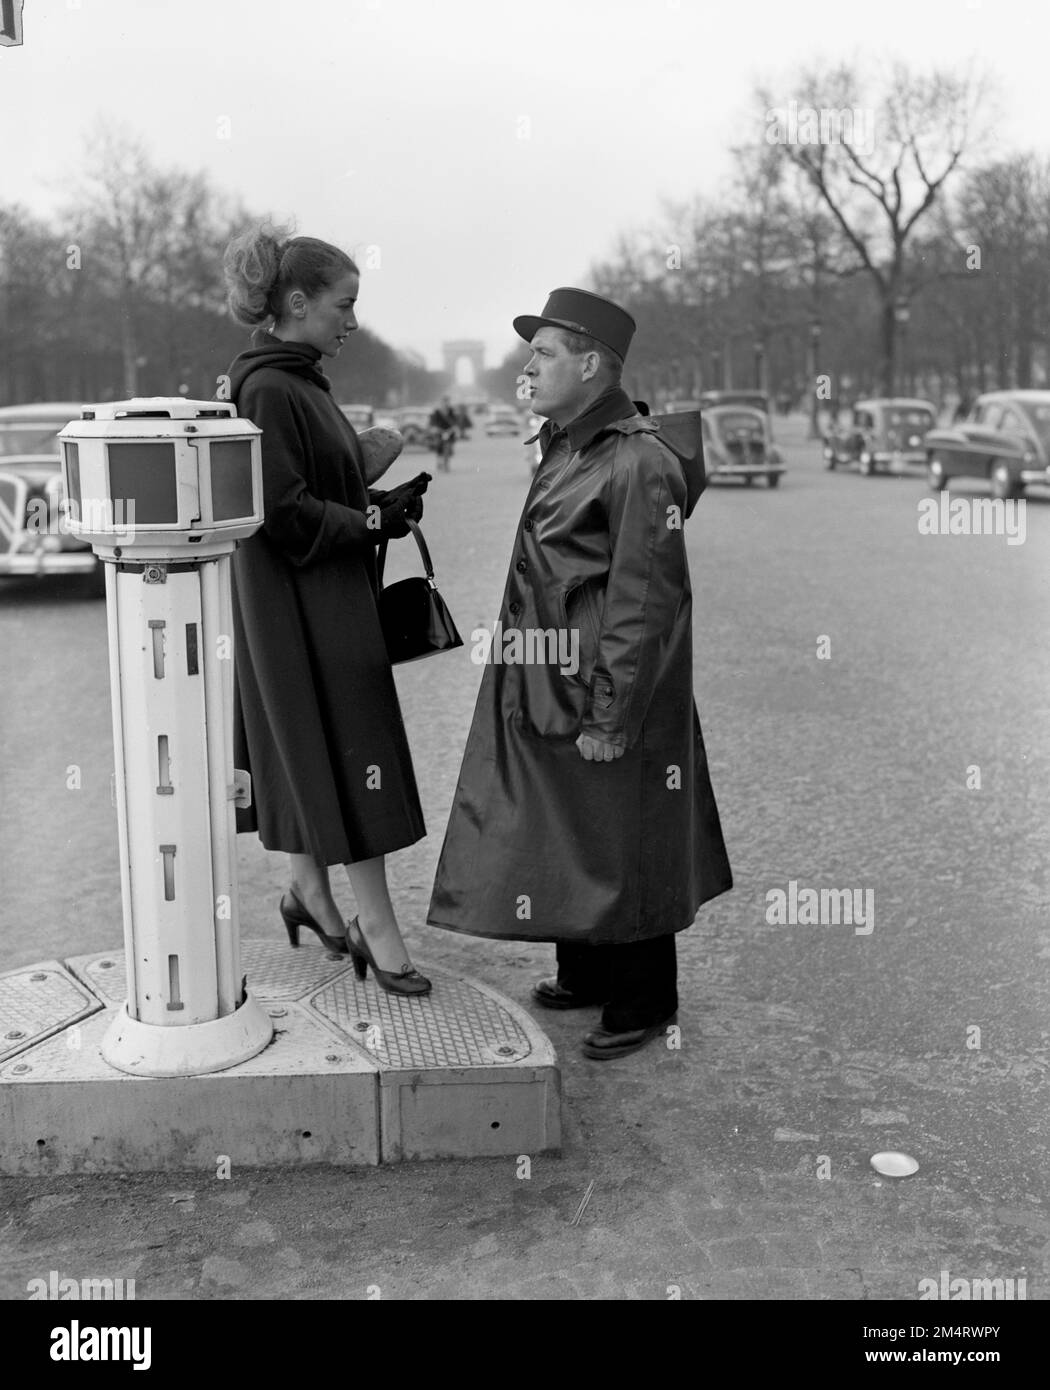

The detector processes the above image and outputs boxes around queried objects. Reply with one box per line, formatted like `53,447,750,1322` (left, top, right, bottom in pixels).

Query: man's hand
576,733,624,762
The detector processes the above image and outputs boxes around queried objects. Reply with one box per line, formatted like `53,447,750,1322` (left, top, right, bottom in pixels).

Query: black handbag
376,519,463,665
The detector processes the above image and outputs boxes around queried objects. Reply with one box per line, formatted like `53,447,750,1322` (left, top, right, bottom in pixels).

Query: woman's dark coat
427,387,732,945
225,333,424,865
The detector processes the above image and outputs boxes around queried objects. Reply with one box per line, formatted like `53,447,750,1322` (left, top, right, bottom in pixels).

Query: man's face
523,327,590,422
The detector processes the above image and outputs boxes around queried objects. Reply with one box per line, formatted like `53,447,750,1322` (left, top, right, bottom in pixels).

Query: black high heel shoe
279,889,349,955
345,916,432,996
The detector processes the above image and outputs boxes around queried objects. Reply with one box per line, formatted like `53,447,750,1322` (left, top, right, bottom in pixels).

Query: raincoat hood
226,330,331,400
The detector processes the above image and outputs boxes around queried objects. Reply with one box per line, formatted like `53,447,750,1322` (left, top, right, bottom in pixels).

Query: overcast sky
0,0,1040,371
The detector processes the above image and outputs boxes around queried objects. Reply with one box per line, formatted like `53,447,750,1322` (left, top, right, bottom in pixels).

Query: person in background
429,395,458,470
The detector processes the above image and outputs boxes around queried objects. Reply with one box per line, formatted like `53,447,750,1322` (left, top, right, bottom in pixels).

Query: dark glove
371,472,430,538
383,472,431,505
374,495,412,540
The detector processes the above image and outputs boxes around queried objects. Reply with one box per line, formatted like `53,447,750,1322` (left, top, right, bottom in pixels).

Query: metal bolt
30,973,47,981
5,1030,26,1040
12,1064,30,1074
496,1046,516,1057
325,1054,341,1063
268,1007,287,1018
98,960,114,970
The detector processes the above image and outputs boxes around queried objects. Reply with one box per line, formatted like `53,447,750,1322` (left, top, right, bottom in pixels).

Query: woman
222,224,431,995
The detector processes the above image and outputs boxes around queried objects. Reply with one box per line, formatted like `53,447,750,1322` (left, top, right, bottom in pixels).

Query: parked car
485,405,525,438
823,398,936,475
393,407,433,448
0,402,104,594
339,403,374,429
924,390,1050,500
699,390,771,413
700,402,784,487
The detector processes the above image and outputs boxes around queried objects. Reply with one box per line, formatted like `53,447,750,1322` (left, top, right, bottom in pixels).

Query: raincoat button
516,559,527,572
509,602,521,616
523,519,534,531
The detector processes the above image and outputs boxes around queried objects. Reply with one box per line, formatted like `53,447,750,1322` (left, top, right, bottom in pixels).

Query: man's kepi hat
513,287,636,363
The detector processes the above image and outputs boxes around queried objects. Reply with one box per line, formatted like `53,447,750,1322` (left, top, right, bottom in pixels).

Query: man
427,287,732,1059
429,394,458,470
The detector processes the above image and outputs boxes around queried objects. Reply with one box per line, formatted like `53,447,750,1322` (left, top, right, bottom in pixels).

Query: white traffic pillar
58,398,273,1076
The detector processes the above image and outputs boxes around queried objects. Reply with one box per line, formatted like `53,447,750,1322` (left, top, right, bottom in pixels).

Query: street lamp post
808,316,822,439
895,296,910,396
753,337,765,394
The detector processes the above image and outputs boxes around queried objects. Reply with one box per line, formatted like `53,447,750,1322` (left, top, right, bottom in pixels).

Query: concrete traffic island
0,398,560,1176
0,941,560,1172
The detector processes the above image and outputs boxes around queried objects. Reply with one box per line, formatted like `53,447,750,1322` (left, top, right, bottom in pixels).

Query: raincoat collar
528,386,637,454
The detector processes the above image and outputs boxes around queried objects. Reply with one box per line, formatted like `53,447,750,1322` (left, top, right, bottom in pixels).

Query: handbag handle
376,518,435,589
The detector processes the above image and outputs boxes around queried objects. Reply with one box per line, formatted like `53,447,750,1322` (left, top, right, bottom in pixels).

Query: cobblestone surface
1,423,1048,1299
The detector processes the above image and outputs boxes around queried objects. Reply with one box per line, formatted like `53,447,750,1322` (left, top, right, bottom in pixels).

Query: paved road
1,417,1048,1300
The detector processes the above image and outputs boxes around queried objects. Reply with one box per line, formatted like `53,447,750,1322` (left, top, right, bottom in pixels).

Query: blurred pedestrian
428,288,733,1058
429,395,458,470
221,224,432,995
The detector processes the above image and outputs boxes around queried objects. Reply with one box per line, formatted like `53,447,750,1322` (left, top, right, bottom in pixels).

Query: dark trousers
556,935,678,1032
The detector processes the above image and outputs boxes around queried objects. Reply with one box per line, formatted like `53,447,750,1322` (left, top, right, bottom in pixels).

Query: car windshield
717,411,764,433
0,425,63,457
1018,401,1050,450
886,409,933,429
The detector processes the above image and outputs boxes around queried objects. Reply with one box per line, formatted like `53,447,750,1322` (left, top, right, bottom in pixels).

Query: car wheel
926,457,948,492
858,452,874,476
767,472,780,488
991,461,1020,501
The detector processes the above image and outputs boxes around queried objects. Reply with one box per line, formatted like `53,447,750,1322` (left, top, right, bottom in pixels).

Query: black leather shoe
581,1012,678,1060
531,977,606,1010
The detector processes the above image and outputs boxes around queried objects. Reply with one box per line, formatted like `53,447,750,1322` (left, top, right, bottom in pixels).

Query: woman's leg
343,855,419,973
288,853,345,939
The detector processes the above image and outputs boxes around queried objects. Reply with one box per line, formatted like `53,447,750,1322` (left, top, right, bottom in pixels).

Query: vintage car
823,397,936,474
699,389,772,414
699,401,784,487
392,407,433,448
339,403,374,430
485,404,525,437
924,390,1050,500
0,402,104,594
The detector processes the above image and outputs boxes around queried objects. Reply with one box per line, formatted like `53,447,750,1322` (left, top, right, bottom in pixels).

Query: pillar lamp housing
56,398,272,1078
58,397,262,558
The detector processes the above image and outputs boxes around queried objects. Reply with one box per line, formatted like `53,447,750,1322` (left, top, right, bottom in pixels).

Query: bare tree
759,61,991,394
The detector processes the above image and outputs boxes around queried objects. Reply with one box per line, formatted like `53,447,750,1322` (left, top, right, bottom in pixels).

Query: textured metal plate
310,971,535,1070
67,938,350,1008
65,953,126,1006
0,963,102,1063
240,938,352,1000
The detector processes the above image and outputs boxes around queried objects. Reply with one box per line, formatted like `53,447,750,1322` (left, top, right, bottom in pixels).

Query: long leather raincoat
427,386,732,944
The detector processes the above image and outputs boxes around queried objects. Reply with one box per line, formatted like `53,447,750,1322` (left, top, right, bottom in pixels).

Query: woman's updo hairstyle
223,222,359,328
